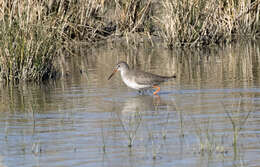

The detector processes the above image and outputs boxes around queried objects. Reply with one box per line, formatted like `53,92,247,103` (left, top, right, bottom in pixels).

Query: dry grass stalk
158,0,260,47
115,0,153,34
0,0,109,83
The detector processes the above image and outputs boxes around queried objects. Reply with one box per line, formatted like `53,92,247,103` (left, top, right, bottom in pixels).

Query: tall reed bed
0,0,259,83
0,0,107,83
158,0,260,47
115,0,153,34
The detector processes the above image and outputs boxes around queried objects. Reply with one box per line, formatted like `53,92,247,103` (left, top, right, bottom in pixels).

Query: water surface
0,41,260,167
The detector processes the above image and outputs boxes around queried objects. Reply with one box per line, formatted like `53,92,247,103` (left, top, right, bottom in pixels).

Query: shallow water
1,41,260,167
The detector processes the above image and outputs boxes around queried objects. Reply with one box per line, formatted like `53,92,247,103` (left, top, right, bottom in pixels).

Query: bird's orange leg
152,86,161,95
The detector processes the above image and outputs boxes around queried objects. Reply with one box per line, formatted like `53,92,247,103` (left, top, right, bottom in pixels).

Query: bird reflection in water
115,95,172,147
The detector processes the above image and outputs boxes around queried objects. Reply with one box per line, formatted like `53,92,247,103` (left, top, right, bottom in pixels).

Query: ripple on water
1,43,260,167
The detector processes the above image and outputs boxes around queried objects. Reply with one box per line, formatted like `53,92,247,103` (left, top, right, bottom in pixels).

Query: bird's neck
120,68,129,77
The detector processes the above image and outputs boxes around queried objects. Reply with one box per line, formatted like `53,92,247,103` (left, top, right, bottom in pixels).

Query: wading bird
108,61,176,95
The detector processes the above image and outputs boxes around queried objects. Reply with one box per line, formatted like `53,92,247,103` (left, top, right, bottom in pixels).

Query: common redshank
108,61,176,95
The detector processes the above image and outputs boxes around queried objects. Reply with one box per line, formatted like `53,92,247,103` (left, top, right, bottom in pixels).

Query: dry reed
0,0,108,82
158,0,260,47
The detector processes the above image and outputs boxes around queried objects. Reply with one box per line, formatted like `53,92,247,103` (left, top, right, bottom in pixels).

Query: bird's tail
162,75,176,80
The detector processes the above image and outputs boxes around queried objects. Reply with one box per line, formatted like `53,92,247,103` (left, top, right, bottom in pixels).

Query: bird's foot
152,86,161,95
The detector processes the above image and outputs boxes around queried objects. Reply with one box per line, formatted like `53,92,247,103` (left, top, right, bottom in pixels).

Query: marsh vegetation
0,0,259,82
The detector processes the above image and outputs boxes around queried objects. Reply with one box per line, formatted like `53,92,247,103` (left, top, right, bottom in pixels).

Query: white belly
121,73,148,90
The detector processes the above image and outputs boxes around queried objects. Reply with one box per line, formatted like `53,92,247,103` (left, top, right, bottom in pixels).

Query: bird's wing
133,70,167,86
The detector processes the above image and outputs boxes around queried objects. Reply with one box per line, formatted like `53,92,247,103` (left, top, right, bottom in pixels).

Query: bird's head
108,61,129,80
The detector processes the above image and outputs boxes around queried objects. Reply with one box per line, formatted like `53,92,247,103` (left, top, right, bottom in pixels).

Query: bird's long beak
108,69,117,80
